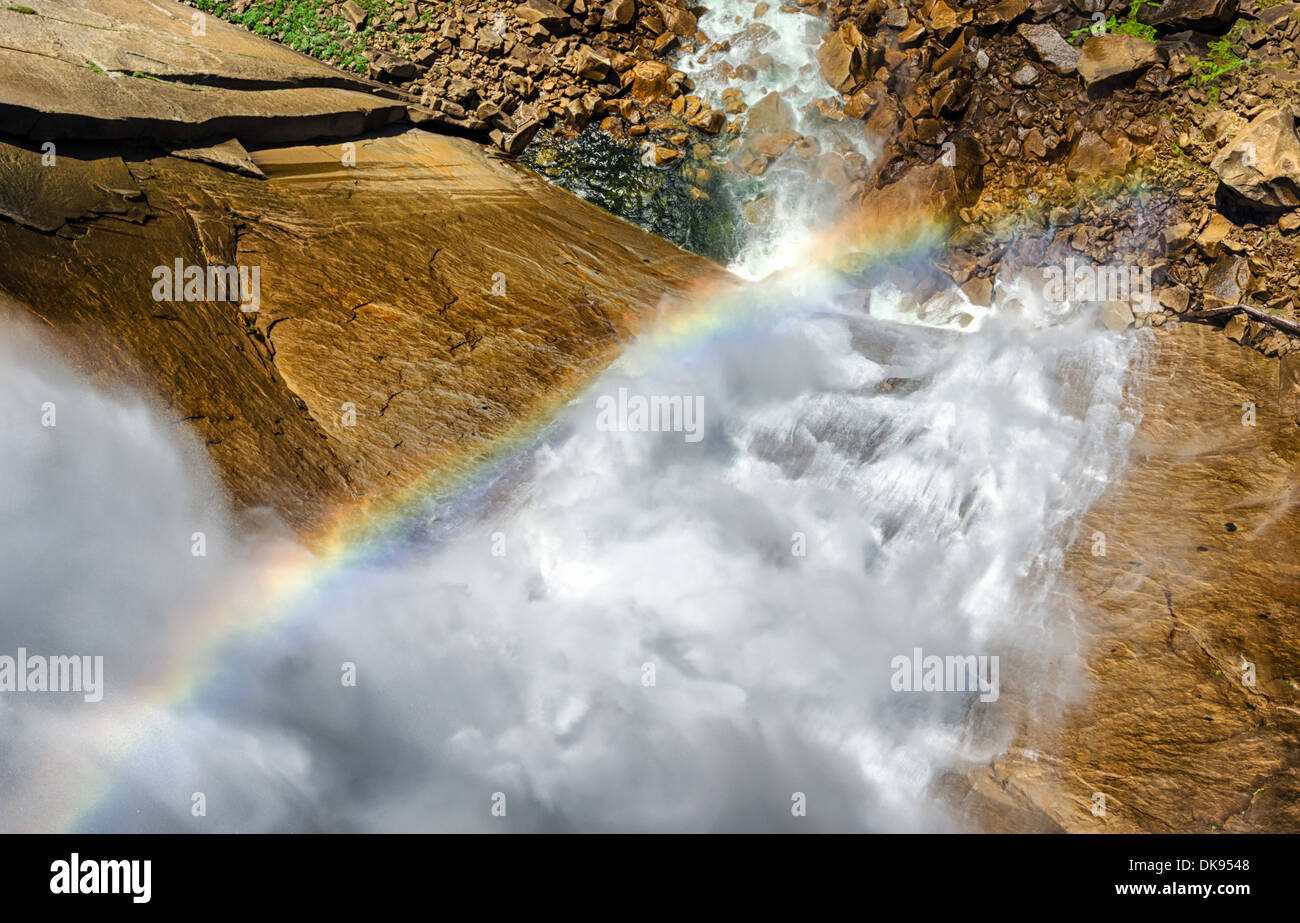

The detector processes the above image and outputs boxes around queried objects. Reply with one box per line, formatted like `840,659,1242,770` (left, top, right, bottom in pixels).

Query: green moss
522,129,748,264
7,5,38,14
84,59,106,74
1071,0,1160,43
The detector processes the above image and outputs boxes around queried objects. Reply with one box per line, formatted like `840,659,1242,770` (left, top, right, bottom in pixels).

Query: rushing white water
675,0,877,279
0,266,1140,832
0,7,1145,834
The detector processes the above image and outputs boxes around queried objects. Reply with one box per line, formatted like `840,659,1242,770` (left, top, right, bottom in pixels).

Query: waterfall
0,6,1145,833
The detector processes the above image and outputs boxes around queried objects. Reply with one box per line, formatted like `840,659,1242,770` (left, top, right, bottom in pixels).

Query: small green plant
8,4,38,13
85,59,106,75
188,0,405,73
1070,0,1160,43
1191,21,1249,87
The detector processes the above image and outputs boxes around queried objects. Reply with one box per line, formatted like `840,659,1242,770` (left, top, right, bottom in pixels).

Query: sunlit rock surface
0,0,417,145
0,1,730,536
962,322,1300,832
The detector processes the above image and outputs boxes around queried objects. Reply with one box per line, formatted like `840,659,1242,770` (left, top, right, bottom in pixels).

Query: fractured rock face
0,142,145,232
1077,34,1160,89
1210,108,1300,209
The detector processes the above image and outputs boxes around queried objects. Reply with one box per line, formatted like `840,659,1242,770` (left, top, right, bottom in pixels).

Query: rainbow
51,166,1146,832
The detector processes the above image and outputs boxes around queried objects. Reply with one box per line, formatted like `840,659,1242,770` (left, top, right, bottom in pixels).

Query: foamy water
0,6,1145,832
0,270,1139,832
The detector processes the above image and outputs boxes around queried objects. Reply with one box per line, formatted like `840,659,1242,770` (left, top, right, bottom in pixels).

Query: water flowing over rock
971,322,1300,833
3,0,1300,838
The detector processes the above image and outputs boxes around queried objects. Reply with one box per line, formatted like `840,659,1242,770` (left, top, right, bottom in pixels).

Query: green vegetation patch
188,0,407,73
1071,0,1160,43
1184,19,1249,104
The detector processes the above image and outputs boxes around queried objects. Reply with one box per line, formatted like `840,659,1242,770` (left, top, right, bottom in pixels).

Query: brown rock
1100,299,1135,330
816,22,876,94
656,1,697,36
981,0,1030,25
1137,0,1236,31
961,276,993,307
342,0,366,27
515,0,570,29
1066,130,1133,179
1197,213,1234,254
603,0,635,26
652,144,682,165
687,108,726,133
1210,109,1300,209
1203,253,1252,306
1157,284,1190,312
1077,34,1159,89
573,44,612,81
627,60,672,103
745,90,795,134
502,117,542,154
1017,23,1080,76
979,322,1300,833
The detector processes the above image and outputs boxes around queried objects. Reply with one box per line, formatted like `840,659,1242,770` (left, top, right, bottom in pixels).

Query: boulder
370,51,416,83
980,0,1030,25
476,27,505,56
341,0,367,27
573,45,612,82
1100,299,1136,330
1011,63,1041,86
603,0,635,26
745,90,795,135
1202,254,1253,306
515,0,569,30
1137,0,1236,31
1017,23,1080,76
816,22,878,95
1210,108,1300,209
1077,34,1159,89
656,1,697,36
627,60,672,103
501,117,542,154
1066,130,1134,179
687,108,726,133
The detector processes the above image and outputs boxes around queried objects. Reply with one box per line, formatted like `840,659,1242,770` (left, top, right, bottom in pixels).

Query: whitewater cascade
0,5,1145,833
